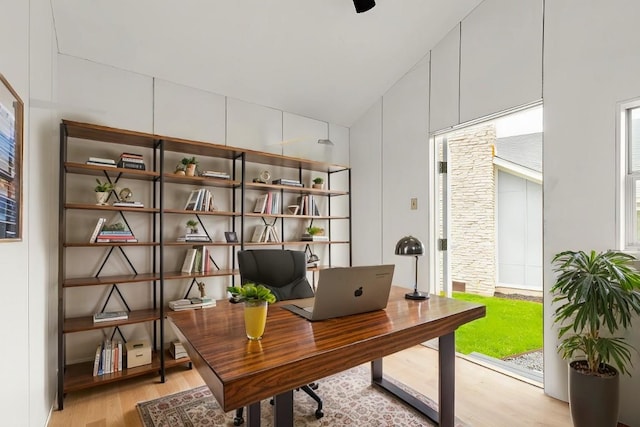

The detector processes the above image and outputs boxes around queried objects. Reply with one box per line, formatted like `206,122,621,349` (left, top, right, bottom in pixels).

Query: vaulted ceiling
51,0,482,127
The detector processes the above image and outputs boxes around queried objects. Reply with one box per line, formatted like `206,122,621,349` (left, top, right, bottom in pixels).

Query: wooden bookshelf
58,119,351,409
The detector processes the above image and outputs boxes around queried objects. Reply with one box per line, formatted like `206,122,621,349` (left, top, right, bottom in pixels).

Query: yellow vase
244,300,268,340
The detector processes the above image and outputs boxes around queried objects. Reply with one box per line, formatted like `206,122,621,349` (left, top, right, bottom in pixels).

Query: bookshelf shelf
64,203,159,213
63,309,160,333
63,350,190,393
63,273,160,288
58,119,351,409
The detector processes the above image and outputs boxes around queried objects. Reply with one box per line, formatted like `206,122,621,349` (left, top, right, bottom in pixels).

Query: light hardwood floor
49,345,572,427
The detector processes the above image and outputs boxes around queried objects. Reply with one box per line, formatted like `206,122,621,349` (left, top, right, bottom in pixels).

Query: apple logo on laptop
354,287,363,297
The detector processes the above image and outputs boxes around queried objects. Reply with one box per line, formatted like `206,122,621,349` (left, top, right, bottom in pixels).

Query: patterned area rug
137,365,469,426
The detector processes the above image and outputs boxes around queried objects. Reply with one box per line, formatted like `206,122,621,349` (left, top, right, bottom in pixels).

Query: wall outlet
410,198,418,210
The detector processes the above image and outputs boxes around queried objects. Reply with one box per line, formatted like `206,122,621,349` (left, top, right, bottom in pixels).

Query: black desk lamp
395,236,429,300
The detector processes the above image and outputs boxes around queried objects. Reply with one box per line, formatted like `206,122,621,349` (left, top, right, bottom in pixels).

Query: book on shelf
201,170,230,179
184,188,215,211
89,217,107,243
301,234,329,241
181,248,197,273
94,339,123,376
117,159,146,170
119,152,144,163
296,195,321,216
113,201,144,208
86,157,117,167
169,297,216,311
93,310,129,323
253,194,268,213
169,340,188,359
250,225,268,242
272,178,303,187
250,224,280,243
177,233,211,242
253,192,281,214
88,156,116,165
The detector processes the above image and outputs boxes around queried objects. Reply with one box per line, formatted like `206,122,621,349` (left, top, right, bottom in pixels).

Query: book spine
118,341,123,371
89,218,106,243
117,160,146,170
92,344,101,376
119,156,145,163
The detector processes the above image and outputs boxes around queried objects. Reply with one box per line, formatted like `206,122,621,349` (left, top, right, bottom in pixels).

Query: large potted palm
552,250,640,427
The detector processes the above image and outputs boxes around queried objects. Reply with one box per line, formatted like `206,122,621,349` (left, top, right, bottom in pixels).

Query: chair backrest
237,249,314,301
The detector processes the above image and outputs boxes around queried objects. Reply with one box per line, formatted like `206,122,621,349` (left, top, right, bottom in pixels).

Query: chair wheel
310,382,319,390
315,409,324,419
233,416,244,426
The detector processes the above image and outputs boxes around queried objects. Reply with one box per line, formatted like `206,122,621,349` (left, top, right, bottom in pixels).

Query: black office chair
233,249,323,426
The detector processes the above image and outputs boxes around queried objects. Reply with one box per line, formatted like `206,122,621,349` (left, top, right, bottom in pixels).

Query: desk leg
439,332,455,427
273,390,293,427
371,358,440,425
246,402,260,427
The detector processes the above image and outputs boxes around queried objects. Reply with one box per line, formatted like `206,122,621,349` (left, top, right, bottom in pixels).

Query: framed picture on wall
0,74,24,241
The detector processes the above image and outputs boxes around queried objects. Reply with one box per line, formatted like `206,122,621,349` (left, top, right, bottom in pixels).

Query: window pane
635,178,640,244
630,108,640,172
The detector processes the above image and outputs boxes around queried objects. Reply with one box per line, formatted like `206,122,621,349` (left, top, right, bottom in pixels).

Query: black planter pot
568,360,619,427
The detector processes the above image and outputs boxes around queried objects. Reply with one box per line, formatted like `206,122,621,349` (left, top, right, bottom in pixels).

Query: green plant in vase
552,249,640,426
186,219,199,234
94,179,114,205
227,283,276,340
312,177,324,189
180,156,198,176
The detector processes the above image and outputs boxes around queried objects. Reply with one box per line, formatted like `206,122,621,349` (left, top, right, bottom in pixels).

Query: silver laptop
281,264,395,321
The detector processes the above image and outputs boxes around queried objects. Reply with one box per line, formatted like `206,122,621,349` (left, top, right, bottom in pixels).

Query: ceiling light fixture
353,0,375,13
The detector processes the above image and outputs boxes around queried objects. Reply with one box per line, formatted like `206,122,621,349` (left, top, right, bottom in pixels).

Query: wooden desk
167,286,485,427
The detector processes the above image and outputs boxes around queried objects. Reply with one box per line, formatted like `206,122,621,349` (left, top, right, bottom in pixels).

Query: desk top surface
167,286,485,411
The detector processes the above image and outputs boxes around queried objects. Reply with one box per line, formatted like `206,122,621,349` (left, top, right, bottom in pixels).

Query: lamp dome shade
395,236,425,256
353,0,375,13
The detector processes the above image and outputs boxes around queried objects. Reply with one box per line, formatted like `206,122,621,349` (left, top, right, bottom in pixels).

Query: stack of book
272,178,303,187
93,310,128,323
113,200,144,208
169,340,188,359
96,228,138,243
92,339,123,376
117,152,146,170
180,246,212,273
86,156,117,168
201,170,230,179
89,218,139,243
176,233,211,243
169,297,215,311
184,188,215,211
301,233,329,241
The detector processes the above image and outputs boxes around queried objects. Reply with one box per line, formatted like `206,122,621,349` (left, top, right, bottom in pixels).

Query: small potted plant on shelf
227,283,276,340
551,249,640,427
179,156,198,176
186,219,199,234
312,177,324,189
174,163,186,176
94,179,114,205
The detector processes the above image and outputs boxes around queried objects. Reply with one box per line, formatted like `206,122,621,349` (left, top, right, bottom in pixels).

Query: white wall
381,56,431,291
543,3,640,425
0,0,57,426
350,100,383,266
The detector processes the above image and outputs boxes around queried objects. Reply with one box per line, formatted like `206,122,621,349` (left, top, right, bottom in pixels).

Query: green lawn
452,292,543,359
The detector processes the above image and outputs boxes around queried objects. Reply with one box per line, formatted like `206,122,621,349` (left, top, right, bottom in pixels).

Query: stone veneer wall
448,125,496,296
